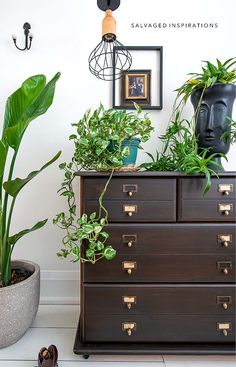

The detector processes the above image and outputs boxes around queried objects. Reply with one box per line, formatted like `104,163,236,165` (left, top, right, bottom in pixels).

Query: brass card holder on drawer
122,234,137,248
123,184,138,197
122,261,137,275
123,296,137,309
218,234,232,248
122,322,137,336
217,261,232,275
123,204,138,217
217,322,231,336
218,183,233,196
218,203,233,216
217,295,232,310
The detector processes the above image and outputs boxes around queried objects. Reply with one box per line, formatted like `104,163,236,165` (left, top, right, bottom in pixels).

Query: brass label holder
218,184,233,195
122,261,137,275
216,295,232,310
122,322,137,336
123,184,138,197
218,203,233,216
122,234,137,248
217,322,231,336
123,296,137,309
123,204,138,217
217,234,232,248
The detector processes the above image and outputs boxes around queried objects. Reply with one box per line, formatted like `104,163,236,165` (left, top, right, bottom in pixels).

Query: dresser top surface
75,171,236,178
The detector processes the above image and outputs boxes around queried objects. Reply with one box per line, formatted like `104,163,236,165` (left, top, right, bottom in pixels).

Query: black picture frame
121,69,151,107
112,46,163,110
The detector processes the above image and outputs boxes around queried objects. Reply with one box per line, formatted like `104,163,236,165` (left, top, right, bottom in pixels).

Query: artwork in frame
113,46,163,110
121,70,151,107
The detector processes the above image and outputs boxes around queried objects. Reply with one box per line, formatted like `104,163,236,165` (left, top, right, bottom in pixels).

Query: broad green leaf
3,151,61,197
0,140,7,178
82,224,94,234
2,72,61,150
104,246,116,260
8,219,48,247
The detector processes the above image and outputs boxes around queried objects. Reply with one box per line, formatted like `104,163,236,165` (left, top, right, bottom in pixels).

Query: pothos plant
141,58,236,193
0,73,61,287
54,103,153,264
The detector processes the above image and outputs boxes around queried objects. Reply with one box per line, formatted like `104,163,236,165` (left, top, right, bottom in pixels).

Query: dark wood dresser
74,172,236,357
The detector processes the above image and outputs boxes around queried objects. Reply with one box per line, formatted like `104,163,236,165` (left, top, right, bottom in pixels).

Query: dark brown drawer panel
84,177,176,201
83,314,235,342
84,200,176,222
84,285,235,315
83,254,235,283
106,224,235,254
179,200,235,222
179,177,235,199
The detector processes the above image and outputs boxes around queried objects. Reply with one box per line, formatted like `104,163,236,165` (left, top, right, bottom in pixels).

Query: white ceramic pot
0,260,40,348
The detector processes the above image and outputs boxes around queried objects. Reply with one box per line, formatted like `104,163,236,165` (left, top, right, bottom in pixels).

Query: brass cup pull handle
123,204,137,217
218,203,232,216
123,261,137,275
122,322,136,336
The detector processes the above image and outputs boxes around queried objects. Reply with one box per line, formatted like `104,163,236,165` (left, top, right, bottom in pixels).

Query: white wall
0,0,235,301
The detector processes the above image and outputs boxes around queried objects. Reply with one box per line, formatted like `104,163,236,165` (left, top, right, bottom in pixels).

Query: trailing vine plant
54,103,153,263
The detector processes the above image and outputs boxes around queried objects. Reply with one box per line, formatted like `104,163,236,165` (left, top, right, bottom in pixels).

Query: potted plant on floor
0,72,61,348
141,58,236,192
54,103,153,263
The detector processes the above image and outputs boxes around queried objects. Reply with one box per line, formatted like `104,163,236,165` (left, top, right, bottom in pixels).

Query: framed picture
113,46,163,110
121,70,151,107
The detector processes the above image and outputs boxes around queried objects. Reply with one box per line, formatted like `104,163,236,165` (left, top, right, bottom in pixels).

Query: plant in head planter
54,103,153,263
0,72,61,348
141,58,236,193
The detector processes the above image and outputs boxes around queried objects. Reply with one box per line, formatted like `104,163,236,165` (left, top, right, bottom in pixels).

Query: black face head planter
191,84,236,163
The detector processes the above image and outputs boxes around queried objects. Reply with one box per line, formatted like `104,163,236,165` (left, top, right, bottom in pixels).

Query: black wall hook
12,22,33,51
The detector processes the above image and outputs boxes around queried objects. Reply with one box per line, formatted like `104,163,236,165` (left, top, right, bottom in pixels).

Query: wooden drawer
84,200,176,222
179,177,235,200
105,224,235,254
84,177,176,201
178,200,235,222
84,284,235,315
83,314,235,342
83,254,235,283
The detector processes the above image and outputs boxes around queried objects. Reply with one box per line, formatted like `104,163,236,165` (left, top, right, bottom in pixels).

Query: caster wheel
83,354,90,359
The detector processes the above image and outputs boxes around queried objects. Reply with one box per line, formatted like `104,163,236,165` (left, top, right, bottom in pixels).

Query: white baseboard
40,270,80,305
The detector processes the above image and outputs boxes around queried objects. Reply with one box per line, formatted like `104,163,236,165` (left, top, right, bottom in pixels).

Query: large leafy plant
0,73,61,287
54,104,153,264
141,58,236,193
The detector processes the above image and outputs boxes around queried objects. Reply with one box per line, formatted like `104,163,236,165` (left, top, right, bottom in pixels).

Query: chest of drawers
73,172,236,357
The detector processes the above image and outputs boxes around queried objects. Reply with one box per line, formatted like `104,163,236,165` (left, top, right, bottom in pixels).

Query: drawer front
84,177,176,201
179,177,235,200
84,200,176,222
179,200,235,222
83,254,235,283
105,224,235,254
84,285,235,315
83,314,235,342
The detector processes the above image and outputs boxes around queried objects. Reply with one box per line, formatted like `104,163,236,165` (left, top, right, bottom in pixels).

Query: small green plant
221,117,236,144
140,115,225,193
0,73,61,287
54,104,153,264
176,58,236,103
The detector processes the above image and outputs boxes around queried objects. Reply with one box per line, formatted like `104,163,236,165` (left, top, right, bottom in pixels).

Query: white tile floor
0,305,235,367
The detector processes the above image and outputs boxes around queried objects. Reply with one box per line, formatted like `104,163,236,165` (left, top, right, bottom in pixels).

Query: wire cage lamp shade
88,0,132,81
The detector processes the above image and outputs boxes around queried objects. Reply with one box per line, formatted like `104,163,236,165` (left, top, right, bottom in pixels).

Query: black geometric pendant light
88,0,132,81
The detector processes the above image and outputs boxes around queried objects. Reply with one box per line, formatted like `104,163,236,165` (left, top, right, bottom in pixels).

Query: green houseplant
0,72,61,348
141,58,236,193
54,103,153,263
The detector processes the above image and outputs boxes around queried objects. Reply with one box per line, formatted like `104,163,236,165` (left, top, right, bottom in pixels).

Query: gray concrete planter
0,260,40,348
